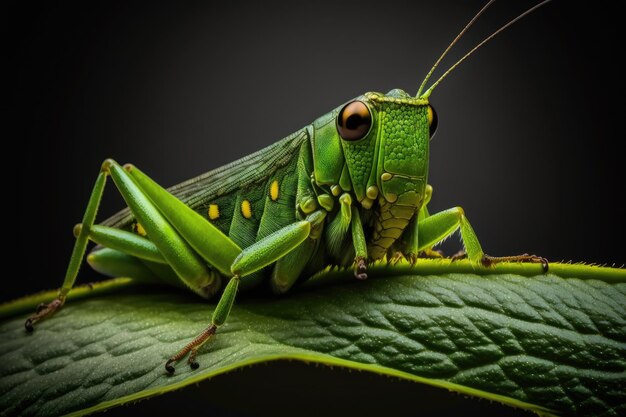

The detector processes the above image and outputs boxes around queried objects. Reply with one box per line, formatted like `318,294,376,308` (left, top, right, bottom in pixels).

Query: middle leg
165,210,327,373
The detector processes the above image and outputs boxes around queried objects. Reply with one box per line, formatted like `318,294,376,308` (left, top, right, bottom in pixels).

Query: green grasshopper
25,0,550,373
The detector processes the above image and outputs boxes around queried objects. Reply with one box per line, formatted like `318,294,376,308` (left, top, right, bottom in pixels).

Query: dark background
6,1,624,416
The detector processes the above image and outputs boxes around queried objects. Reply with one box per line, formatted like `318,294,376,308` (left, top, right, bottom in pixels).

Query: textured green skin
1,262,625,416
95,89,431,293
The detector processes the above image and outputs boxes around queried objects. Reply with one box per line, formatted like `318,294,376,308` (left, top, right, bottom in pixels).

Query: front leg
324,192,368,280
402,184,434,265
351,205,368,280
418,207,548,272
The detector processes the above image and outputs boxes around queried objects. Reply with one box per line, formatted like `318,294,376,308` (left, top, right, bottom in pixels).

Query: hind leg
26,159,240,330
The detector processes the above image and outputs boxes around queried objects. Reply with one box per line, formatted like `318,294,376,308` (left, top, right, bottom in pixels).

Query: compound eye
337,101,372,141
428,104,438,139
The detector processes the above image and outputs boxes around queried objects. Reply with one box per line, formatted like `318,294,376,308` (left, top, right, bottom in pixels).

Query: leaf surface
0,261,624,416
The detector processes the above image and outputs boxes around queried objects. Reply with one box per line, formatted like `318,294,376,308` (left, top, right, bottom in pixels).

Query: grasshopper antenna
416,0,496,98
419,0,553,98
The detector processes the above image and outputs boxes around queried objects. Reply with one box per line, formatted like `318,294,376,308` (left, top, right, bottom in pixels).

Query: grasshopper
25,0,550,373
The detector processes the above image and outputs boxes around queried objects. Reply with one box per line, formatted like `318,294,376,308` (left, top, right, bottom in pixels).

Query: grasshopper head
337,89,437,209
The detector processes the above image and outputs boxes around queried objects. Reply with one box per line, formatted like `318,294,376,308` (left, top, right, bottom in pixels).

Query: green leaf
1,260,625,417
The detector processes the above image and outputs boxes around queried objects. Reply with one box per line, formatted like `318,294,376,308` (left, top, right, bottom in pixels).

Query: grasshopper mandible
25,0,550,373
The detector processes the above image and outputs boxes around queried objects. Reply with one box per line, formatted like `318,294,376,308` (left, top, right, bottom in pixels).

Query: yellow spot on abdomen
133,222,147,236
208,204,220,220
241,200,252,219
270,180,279,201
